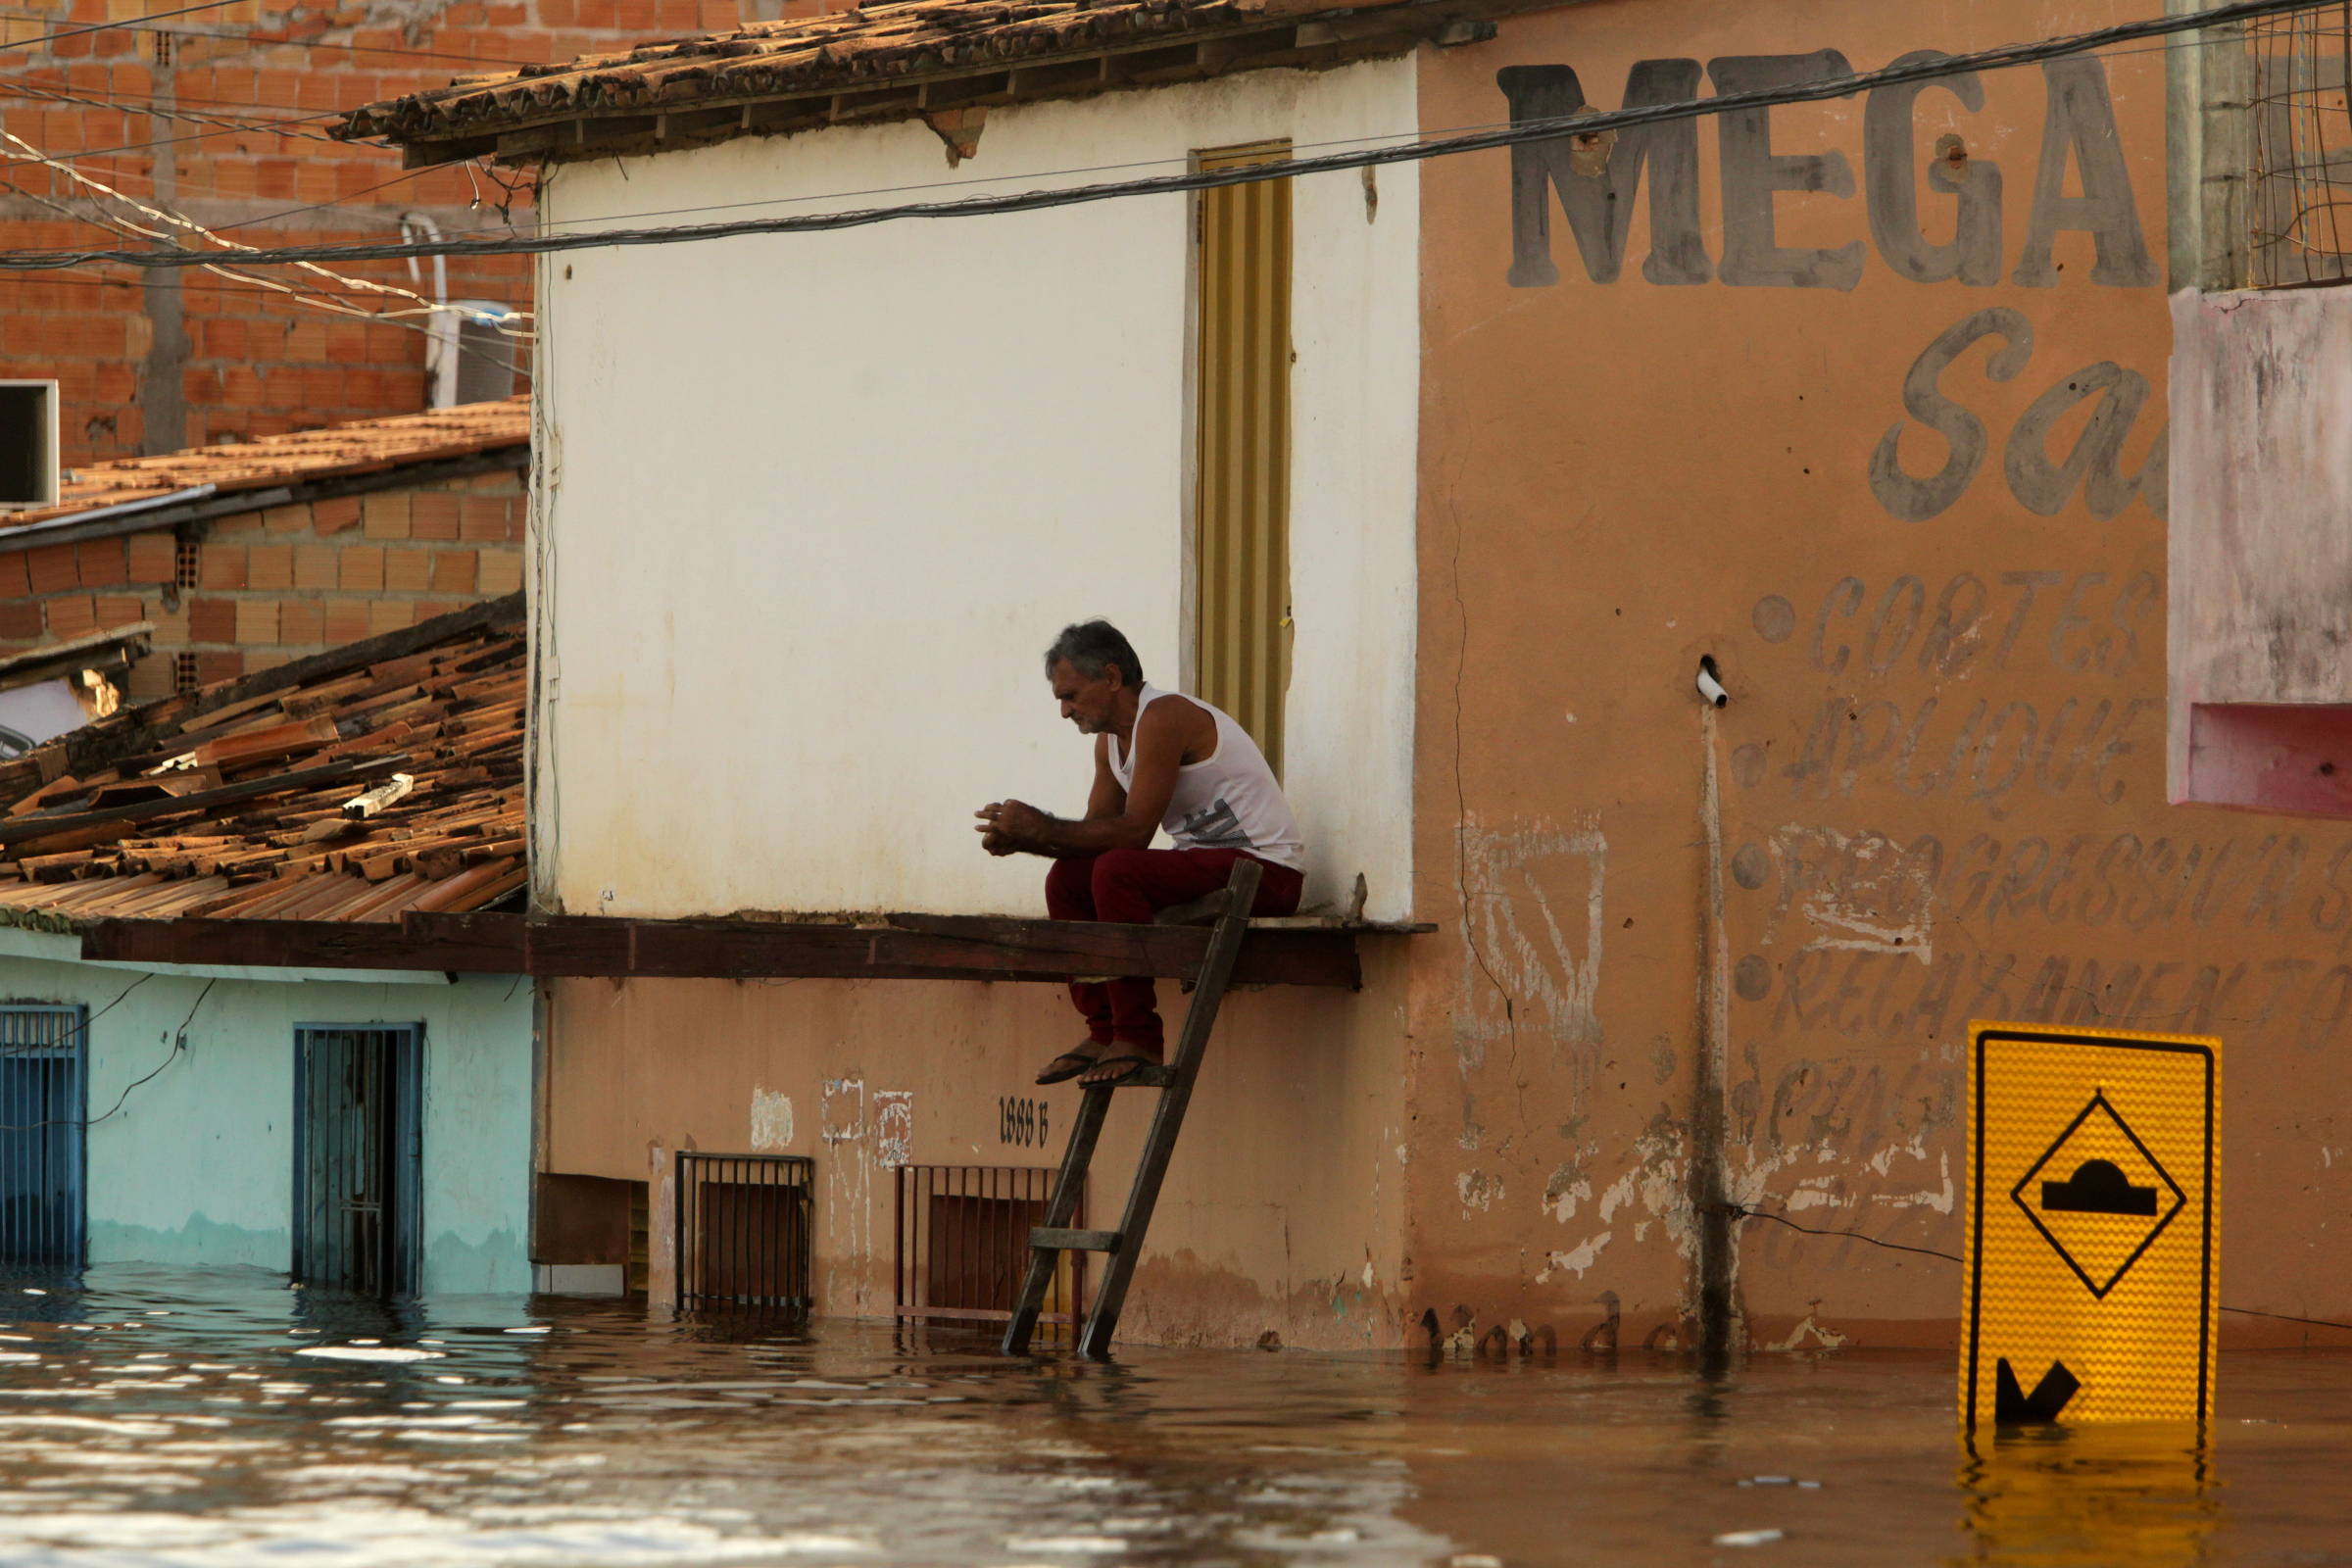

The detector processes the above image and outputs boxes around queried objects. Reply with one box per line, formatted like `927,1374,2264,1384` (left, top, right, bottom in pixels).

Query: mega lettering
1710,51,1865,289
1864,50,2001,285
1499,52,2154,290
1496,61,1709,286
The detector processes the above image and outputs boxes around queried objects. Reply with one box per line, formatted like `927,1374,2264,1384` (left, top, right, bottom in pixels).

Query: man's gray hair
1045,620,1146,688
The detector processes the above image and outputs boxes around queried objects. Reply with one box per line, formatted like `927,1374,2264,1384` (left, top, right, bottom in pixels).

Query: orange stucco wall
1405,0,2342,1351
542,955,1414,1350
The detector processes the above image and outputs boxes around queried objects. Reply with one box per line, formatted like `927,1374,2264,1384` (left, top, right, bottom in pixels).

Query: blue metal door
293,1025,422,1296
0,1005,86,1266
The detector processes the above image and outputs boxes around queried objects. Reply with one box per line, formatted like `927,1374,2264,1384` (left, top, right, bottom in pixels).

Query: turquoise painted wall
0,930,533,1295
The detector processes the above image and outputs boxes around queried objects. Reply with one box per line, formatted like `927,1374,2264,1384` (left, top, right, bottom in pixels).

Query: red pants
1045,848,1304,1052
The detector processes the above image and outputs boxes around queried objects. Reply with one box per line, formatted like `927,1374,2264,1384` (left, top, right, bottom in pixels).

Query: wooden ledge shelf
72,908,1434,987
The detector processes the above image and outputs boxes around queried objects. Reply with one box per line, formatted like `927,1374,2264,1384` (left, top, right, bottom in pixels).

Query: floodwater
0,1268,2345,1566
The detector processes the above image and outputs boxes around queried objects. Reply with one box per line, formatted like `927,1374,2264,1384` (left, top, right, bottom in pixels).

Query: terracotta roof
0,597,525,931
338,0,1460,164
5,399,529,534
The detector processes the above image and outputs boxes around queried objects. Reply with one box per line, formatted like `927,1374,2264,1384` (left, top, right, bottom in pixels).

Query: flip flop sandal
1079,1052,1163,1086
1035,1048,1105,1086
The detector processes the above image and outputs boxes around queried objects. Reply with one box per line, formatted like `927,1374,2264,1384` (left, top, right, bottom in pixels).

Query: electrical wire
0,106,358,171
0,80,351,144
69,976,218,1130
204,167,441,233
421,7,2297,244
5,0,2328,274
6,0,2290,248
0,128,535,334
1716,1202,1963,1263
0,0,246,57
97,20,545,69
427,14,2306,242
1720,1201,2352,1335
0,972,153,1131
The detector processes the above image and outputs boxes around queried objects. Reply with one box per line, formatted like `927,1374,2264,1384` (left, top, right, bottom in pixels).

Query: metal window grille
1192,139,1295,776
292,1025,424,1297
0,1005,86,1266
894,1164,1080,1328
172,653,199,695
2250,3,2352,286
675,1152,811,1312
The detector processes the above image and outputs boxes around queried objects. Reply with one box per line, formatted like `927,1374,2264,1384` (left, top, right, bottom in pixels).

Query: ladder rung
1032,1226,1123,1252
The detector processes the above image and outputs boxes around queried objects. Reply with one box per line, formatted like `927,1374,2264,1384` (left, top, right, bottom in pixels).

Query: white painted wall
534,60,1419,919
0,931,533,1294
2168,286,2352,796
0,679,92,750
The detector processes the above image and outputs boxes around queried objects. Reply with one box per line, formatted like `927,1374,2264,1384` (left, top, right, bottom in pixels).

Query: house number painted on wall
999,1097,1051,1148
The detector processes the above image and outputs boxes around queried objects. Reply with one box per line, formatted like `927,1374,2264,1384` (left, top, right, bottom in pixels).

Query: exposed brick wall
0,0,833,464
0,465,525,696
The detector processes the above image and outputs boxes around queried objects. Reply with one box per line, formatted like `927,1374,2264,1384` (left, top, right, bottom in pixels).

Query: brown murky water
0,1264,2345,1565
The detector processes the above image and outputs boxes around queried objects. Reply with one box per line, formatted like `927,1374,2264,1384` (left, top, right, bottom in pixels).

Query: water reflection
0,1267,2340,1564
1958,1427,2216,1568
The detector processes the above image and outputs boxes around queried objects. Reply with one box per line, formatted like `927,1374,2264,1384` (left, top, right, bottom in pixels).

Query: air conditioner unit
450,301,521,406
0,380,59,510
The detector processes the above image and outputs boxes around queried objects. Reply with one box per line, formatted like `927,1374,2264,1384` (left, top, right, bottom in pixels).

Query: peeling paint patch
749,1087,794,1152
1535,1232,1611,1281
1766,825,1935,964
1542,1164,1592,1223
1772,1314,1850,1351
1873,1152,1955,1213
874,1090,913,1168
1596,1170,1639,1223
1457,818,1608,1051
1455,1170,1504,1212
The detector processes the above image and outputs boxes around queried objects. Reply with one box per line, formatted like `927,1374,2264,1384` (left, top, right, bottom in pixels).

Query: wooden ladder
1002,856,1262,1358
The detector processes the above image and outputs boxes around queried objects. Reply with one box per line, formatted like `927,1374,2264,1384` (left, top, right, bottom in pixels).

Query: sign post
1962,1022,2220,1428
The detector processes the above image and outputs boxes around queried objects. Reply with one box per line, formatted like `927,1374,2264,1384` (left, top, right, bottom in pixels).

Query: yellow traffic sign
1962,1022,2219,1428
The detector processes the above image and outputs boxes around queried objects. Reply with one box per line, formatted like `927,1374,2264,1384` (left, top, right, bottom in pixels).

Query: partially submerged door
293,1025,422,1296
0,1004,85,1265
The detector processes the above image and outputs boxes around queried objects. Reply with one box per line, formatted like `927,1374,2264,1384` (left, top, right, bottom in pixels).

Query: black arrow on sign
1993,1357,2081,1423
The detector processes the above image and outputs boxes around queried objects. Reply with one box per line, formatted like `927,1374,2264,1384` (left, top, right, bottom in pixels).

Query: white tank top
1109,685,1305,872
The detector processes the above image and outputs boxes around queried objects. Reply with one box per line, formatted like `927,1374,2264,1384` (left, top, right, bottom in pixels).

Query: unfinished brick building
0,398,524,708
0,0,817,464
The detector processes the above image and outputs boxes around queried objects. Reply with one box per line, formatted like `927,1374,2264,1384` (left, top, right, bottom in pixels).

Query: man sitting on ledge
975,619,1306,1087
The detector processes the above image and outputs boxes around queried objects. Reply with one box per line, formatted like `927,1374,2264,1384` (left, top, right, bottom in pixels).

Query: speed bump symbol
2011,1090,2186,1299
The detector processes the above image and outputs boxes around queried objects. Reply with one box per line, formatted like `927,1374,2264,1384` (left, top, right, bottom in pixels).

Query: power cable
16,0,2296,244
0,128,535,334
0,972,155,1131
466,9,2276,244
205,168,440,233
96,20,543,69
0,80,351,144
1719,1202,2352,1335
7,0,2326,273
70,976,217,1130
0,0,246,56
1717,1202,1963,1264
0,106,358,171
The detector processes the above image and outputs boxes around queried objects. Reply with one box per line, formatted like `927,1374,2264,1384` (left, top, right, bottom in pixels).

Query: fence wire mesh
2251,2,2352,285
